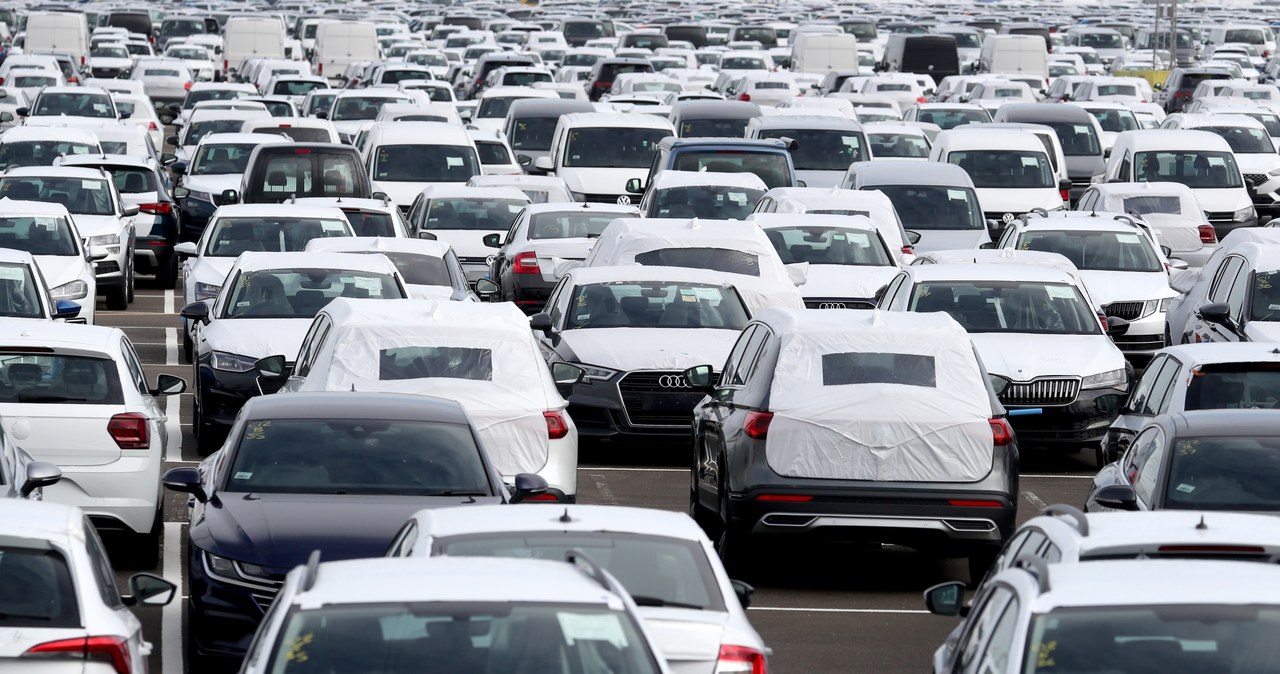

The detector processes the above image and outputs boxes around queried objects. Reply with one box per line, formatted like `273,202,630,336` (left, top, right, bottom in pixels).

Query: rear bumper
502,272,555,312
44,455,161,534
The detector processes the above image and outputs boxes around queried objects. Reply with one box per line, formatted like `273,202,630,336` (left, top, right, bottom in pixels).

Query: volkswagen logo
818,302,847,309
617,195,632,205
658,374,688,388
485,255,496,266
1001,212,1016,224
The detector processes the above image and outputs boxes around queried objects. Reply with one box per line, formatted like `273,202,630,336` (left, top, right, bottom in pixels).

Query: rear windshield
679,118,750,138
671,151,791,188
106,167,158,194
822,352,936,387
0,353,124,404
634,247,760,276
1134,151,1244,189
423,198,526,231
1019,230,1162,273
566,281,749,330
341,209,400,237
869,132,930,158
192,143,258,175
1122,195,1185,215
380,346,490,381
273,80,323,96
1185,363,1280,410
0,547,79,627
947,150,1053,189
205,217,351,256
374,145,479,183
917,108,990,129
528,212,615,239
1165,436,1280,511
1254,271,1280,322
0,141,95,168
510,117,558,151
375,252,450,286
1041,120,1102,157
32,93,114,118
254,127,332,143
253,152,365,200
652,186,763,220
767,226,892,265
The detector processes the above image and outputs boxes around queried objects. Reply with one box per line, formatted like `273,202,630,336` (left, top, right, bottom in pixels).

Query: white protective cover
764,310,995,483
582,218,804,313
298,298,561,476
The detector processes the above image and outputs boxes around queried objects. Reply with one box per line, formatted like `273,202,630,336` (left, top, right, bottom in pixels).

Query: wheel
104,280,128,310
157,252,178,288
193,392,219,456
125,256,135,304
122,510,162,570
182,326,193,364
716,479,756,578
968,546,1000,587
689,439,719,535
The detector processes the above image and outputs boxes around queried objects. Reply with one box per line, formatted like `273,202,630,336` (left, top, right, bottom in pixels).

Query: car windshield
910,281,1100,334
947,150,1053,189
424,198,525,231
407,53,448,67
365,252,450,286
222,268,401,318
1185,363,1280,409
1020,230,1162,272
528,212,616,239
757,129,867,170
332,96,401,121
0,263,41,318
340,209,401,237
1079,33,1124,48
511,117,559,151
0,177,113,215
12,75,54,87
876,185,984,230
652,185,763,219
0,216,77,255
0,353,124,403
204,217,351,256
186,119,256,146
0,141,95,168
563,128,668,168
105,167,157,194
476,96,526,119
566,281,749,329
1120,195,1188,215
1041,120,1102,156
766,226,892,265
267,603,660,674
1097,84,1137,97
191,143,257,175
918,108,990,130
32,93,114,118
306,94,337,116
227,418,489,496
1253,271,1280,321
438,532,722,610
0,547,79,627
377,345,494,381
1164,435,1280,509
679,118,749,138
374,145,480,182
1088,107,1139,132
169,48,209,60
475,141,512,166
672,151,791,188
1201,125,1274,154
869,132,930,158
1134,151,1244,189
184,89,247,109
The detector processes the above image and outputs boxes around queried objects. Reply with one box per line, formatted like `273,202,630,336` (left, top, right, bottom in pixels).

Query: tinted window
105,167,157,194
0,141,95,168
0,547,79,627
565,281,749,330
917,108,990,129
32,93,114,118
680,118,750,138
876,185,984,230
257,127,333,143
910,281,1100,334
634,248,760,276
652,186,763,219
1121,196,1184,215
273,80,323,96
1254,272,1280,322
822,352,936,387
0,353,124,404
341,209,400,237
205,217,351,256
564,128,668,168
1041,120,1102,157
1019,230,1162,273
765,226,892,266
1201,125,1274,154
0,263,45,318
376,253,450,286
254,152,364,200
331,96,402,121
528,212,616,239
757,129,867,169
948,150,1053,188
510,117,558,150
374,145,480,182
191,143,259,175
671,151,791,189
869,132,930,158
1134,151,1244,189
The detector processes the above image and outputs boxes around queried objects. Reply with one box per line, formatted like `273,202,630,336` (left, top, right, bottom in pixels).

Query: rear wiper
629,596,704,610
16,393,88,403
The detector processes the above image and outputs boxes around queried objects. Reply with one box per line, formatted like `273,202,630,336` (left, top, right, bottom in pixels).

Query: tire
193,393,219,456
125,256,135,304
157,252,178,288
122,510,162,570
182,327,193,364
968,546,1000,587
689,444,718,536
716,479,756,578
105,281,128,310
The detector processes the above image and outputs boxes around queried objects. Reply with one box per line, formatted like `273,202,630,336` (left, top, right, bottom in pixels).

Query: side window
445,250,467,291
120,339,148,396
1018,530,1049,560
385,520,417,557
1210,257,1245,303
1125,354,1165,414
1227,266,1251,324
83,520,123,608
957,586,1015,674
1132,427,1167,505
989,531,1030,577
293,315,331,379
879,272,908,309
1118,153,1131,180
547,277,570,326
739,327,773,385
506,211,524,244
1042,543,1063,563
999,225,1018,249
976,596,1022,674
1077,190,1094,210
1123,426,1162,484
720,325,759,387
1146,356,1183,414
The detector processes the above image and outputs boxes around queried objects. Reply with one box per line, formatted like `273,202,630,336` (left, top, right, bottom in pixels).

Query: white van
315,22,380,85
24,12,89,67
222,17,286,79
361,121,481,209
929,127,1066,225
1205,24,1276,57
1105,129,1258,238
978,34,1048,77
790,32,858,74
538,112,676,203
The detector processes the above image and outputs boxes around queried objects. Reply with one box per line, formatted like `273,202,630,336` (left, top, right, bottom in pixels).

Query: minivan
227,143,372,204
977,34,1048,77
992,103,1107,203
928,127,1068,228
314,21,379,84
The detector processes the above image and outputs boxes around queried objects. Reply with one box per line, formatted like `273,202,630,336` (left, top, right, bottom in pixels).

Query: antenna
1197,515,1208,530
559,508,572,523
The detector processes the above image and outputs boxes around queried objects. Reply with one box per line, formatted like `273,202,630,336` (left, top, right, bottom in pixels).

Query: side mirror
1197,302,1232,327
118,109,128,120
509,472,549,503
1106,315,1130,336
625,177,644,194
152,373,186,396
14,107,27,117
162,466,206,502
159,113,175,125
165,134,180,147
1093,483,1139,511
517,154,531,167
220,189,239,205
1168,258,1189,271
530,312,554,334
174,241,198,258
551,361,584,396
254,354,287,379
167,103,182,114
482,232,503,248
417,230,438,240
52,299,80,320
315,111,328,120
904,229,922,245
473,277,499,299
731,579,754,608
88,246,110,261
20,461,60,498
1160,245,1173,257
179,301,210,323
1095,393,1122,415
873,283,890,305
169,161,186,175
172,186,190,199
682,363,715,392
533,156,554,173
1057,178,1073,192
122,205,140,217
1103,147,1112,159
0,112,12,123
124,573,177,607
923,581,966,616
372,191,389,201
978,241,998,250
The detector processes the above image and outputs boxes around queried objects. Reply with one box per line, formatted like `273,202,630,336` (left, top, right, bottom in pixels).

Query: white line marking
161,522,183,674
165,394,182,462
165,328,177,366
164,288,174,315
748,606,929,614
1021,474,1093,480
1022,490,1048,513
577,467,688,473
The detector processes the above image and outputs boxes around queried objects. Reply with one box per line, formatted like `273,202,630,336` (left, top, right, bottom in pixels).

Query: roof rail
1042,503,1089,537
1112,213,1142,228
565,548,611,592
300,549,321,591
1012,554,1051,594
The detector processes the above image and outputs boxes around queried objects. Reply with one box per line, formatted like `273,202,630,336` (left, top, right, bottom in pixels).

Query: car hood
1234,153,1280,173
1245,321,1280,342
33,255,90,289
196,492,501,569
89,57,133,68
1189,187,1252,211
22,117,120,129
912,229,990,253
468,118,505,132
191,257,237,289
798,264,900,299
202,318,314,360
184,174,243,195
430,229,502,258
973,188,1063,214
558,327,738,372
1063,155,1106,177
370,180,450,209
971,332,1124,381
74,214,124,238
1143,213,1205,252
1078,269,1176,304
795,169,843,189
557,166,648,196
407,283,461,301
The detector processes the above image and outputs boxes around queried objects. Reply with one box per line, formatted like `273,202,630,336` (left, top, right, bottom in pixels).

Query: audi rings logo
658,374,689,388
818,302,847,309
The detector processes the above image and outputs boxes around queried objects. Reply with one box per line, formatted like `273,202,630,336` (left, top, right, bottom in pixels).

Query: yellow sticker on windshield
1038,641,1057,668
245,420,272,441
285,632,313,663
1259,276,1272,289
1177,439,1199,456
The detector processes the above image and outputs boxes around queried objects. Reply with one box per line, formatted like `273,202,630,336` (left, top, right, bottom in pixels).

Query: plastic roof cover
296,298,562,477
582,218,804,313
762,309,995,483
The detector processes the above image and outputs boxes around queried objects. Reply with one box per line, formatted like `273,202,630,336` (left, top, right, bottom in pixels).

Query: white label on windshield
841,136,859,146
446,157,463,167
82,180,103,190
0,266,22,281
692,287,720,300
947,189,967,200
1020,157,1038,166
1074,125,1092,134
1116,233,1140,243
353,276,383,293
1045,285,1076,300
557,613,628,647
234,471,252,480
321,220,345,233
846,232,870,245
727,192,747,204
1207,156,1226,167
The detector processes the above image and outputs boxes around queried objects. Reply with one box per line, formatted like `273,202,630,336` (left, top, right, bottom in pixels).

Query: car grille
1205,211,1235,223
1069,177,1092,188
1111,332,1165,352
999,377,1081,406
581,193,626,204
804,298,875,310
457,256,489,265
95,261,120,275
93,67,125,78
618,370,717,427
983,211,1026,223
1245,174,1268,187
1103,301,1147,321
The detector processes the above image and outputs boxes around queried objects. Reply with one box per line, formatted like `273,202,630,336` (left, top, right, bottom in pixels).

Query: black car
162,392,549,670
1086,409,1280,512
669,100,762,139
1160,68,1232,113
225,143,371,205
587,57,653,102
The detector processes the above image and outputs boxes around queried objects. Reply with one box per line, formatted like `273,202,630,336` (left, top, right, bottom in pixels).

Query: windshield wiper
629,596,705,610
431,491,488,497
0,611,53,621
17,393,88,403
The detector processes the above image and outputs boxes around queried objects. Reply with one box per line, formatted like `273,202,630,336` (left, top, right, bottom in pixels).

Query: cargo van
977,34,1048,77
790,32,858,74
223,17,286,78
24,12,89,66
880,34,960,84
315,21,379,85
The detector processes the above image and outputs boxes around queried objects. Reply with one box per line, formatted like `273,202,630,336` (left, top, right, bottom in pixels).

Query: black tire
182,327,193,363
105,281,128,310
125,256,135,304
157,252,178,288
193,394,219,456
968,546,1000,587
689,446,718,536
123,510,162,570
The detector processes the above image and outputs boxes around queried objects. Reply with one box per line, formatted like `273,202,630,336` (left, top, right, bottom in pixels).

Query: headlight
1269,167,1280,177
87,234,120,252
210,350,258,373
204,551,236,577
204,550,275,583
577,363,619,381
195,282,220,300
1234,206,1255,222
1158,297,1173,312
1082,368,1126,390
50,280,88,300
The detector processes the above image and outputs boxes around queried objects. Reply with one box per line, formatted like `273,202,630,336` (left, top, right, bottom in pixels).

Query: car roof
320,297,532,338
211,204,349,219
1158,342,1280,366
559,111,676,130
239,390,470,423
1030,509,1280,558
1018,212,1147,233
293,556,621,608
754,306,969,340
416,503,709,541
750,115,861,131
934,127,1047,152
519,202,638,216
418,185,530,200
0,318,121,350
1089,181,1195,198
1115,129,1232,150
1026,559,1280,610
907,263,1076,284
198,132,293,146
848,159,972,186
306,236,451,258
228,250,400,275
0,126,100,143
659,136,787,150
58,153,152,169
1169,409,1280,436
650,170,767,190
997,102,1095,121
568,264,740,287
3,166,109,180
749,212,880,232
367,121,473,144
0,248,36,266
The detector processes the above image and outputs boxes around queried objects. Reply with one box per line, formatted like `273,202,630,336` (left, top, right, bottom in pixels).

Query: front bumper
1003,386,1123,448
188,546,284,660
566,371,704,439
1208,215,1258,240
92,252,128,289
1105,306,1168,356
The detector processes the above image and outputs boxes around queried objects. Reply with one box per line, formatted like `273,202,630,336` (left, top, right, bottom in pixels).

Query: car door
494,210,524,287
1129,426,1167,509
947,584,1019,674
120,336,167,454
1196,257,1249,343
694,324,760,512
1106,354,1171,453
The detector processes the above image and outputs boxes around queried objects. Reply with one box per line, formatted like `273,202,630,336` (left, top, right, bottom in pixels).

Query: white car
110,92,164,151
0,321,186,566
6,67,63,103
305,237,476,300
750,213,901,309
406,185,532,282
388,504,769,674
1161,113,1280,224
21,86,120,129
86,42,134,79
0,200,99,324
467,174,574,204
0,125,102,168
1077,182,1218,268
170,132,284,238
260,298,579,501
131,60,195,106
175,203,355,359
162,44,216,81
753,187,917,264
323,89,414,143
0,247,84,321
169,108,273,164
929,127,1067,224
0,500,177,672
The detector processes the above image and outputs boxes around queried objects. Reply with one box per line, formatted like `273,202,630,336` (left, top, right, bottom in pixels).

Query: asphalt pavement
100,282,1098,674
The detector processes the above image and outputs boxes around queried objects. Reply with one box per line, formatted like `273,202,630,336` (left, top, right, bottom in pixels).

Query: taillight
743,411,773,439
80,55,85,65
948,499,1006,508
139,202,173,215
738,92,751,101
0,78,6,85
513,251,540,274
1059,187,1070,201
916,95,927,102
900,244,914,255
147,121,157,130
1199,224,1217,244
68,77,78,84
24,636,130,674
716,644,767,674
989,417,1013,446
755,493,812,502
108,412,149,449
223,59,228,72
524,492,560,502
544,410,569,439
316,62,322,75
1096,311,1108,332
183,81,192,90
